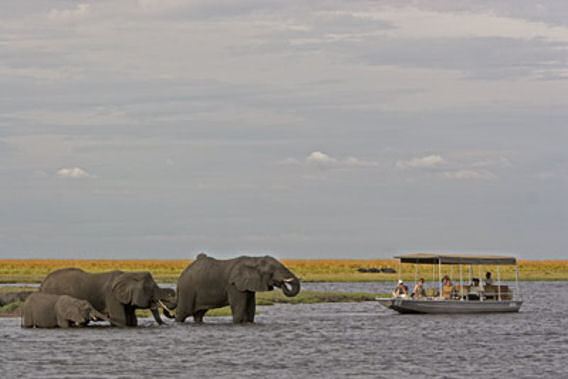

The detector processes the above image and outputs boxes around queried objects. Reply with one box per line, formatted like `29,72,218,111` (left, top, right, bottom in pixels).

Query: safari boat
376,254,523,314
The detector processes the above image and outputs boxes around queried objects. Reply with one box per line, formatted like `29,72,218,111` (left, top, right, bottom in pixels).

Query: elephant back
40,268,120,312
40,268,87,293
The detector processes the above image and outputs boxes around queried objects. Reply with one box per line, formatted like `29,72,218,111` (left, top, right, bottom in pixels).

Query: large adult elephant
175,254,300,324
40,268,176,327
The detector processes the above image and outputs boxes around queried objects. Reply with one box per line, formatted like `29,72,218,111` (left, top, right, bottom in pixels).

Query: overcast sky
1,0,566,259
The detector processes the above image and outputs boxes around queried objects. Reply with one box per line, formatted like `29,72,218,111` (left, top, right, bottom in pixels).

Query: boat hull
376,298,523,314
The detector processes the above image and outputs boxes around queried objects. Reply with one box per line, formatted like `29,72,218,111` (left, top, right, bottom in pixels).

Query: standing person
393,280,408,297
484,272,494,285
412,278,426,299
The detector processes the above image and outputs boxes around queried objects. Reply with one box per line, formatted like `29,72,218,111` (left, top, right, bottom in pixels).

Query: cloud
396,154,445,169
350,7,568,43
471,156,512,168
279,152,380,169
344,157,380,168
277,157,302,166
56,167,93,179
442,169,496,180
47,4,91,22
306,151,338,166
303,151,379,169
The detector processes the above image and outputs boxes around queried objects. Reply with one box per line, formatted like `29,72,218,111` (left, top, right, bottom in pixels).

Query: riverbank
0,288,386,318
1,259,567,283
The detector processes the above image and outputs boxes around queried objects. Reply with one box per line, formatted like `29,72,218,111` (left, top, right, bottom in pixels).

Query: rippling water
1,282,567,378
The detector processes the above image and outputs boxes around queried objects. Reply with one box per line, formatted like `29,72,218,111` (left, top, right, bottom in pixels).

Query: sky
0,0,566,259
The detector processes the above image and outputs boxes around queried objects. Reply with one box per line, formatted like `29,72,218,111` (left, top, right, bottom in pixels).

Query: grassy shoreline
1,259,568,283
0,289,387,318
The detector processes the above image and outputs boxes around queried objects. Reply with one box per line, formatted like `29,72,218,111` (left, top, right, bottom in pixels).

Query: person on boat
441,275,455,299
467,278,482,300
411,278,426,299
393,280,408,297
484,272,494,285
412,278,426,299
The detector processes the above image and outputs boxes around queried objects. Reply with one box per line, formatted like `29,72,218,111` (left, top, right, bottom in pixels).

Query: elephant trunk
281,277,301,297
91,308,109,322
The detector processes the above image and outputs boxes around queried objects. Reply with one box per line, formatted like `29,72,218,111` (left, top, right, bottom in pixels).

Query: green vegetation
0,301,23,317
1,290,387,319
134,290,385,318
2,259,568,283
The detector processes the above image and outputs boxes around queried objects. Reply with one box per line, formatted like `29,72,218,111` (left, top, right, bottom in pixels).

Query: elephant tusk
158,300,173,314
284,278,296,283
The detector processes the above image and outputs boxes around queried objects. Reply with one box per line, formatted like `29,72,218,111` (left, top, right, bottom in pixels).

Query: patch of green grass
134,290,386,319
0,286,37,293
256,290,385,305
0,301,22,317
3,290,389,319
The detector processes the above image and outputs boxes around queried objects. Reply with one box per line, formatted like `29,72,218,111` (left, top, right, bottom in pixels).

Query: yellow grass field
1,259,568,283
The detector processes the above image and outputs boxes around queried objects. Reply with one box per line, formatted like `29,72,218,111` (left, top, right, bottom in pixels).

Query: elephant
175,254,300,324
21,293,108,328
40,268,177,327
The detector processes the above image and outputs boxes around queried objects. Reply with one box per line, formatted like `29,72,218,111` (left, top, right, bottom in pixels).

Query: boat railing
395,282,520,301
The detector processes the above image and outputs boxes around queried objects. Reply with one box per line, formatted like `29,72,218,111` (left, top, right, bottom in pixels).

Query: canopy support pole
515,263,521,300
497,266,501,301
460,264,463,300
438,258,442,296
414,263,418,288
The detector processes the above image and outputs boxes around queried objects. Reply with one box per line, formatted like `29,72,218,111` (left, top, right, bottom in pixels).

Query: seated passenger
412,278,426,299
484,271,494,286
441,276,455,299
392,280,408,297
467,278,482,300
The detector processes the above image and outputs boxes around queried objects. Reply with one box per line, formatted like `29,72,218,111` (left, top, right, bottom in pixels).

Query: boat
376,253,523,314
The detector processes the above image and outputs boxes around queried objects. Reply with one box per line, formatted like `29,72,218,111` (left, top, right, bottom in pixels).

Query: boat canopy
394,253,516,265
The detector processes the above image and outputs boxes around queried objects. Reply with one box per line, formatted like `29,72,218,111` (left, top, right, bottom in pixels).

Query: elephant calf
22,293,108,328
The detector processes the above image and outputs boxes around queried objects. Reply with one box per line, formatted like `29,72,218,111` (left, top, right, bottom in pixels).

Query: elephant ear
111,274,134,304
230,263,270,292
57,297,80,322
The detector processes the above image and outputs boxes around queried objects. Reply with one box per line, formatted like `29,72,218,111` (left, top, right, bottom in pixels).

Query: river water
1,281,566,378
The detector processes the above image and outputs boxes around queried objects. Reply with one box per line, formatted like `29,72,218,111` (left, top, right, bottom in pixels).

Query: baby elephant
22,293,108,328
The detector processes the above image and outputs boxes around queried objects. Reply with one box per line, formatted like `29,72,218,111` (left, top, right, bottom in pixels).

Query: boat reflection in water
376,253,523,314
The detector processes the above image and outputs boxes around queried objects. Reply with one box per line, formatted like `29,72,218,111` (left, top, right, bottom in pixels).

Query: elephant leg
57,316,71,328
193,309,207,324
106,297,128,327
125,305,137,327
175,292,194,323
22,308,34,328
175,312,188,323
228,286,248,324
245,292,256,323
